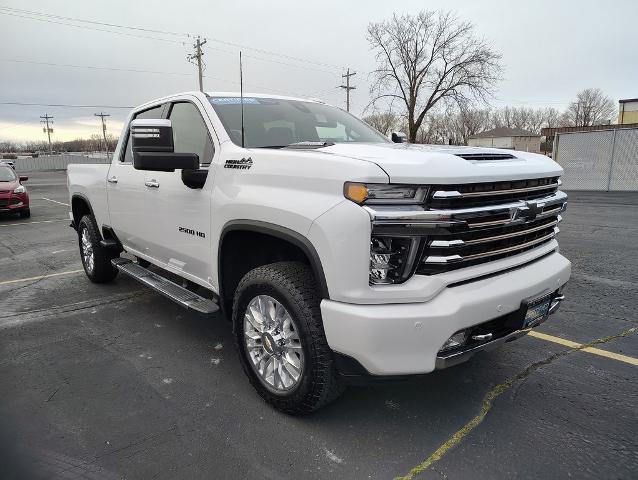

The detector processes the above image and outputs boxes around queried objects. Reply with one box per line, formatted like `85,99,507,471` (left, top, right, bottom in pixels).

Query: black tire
233,261,344,415
19,208,30,218
78,214,118,283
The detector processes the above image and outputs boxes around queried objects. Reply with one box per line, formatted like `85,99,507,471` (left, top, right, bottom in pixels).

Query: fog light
439,331,467,353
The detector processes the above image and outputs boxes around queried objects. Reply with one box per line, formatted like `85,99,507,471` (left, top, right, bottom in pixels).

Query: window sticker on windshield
210,97,260,105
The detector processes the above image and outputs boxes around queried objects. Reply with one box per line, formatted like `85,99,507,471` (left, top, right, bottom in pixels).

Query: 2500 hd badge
178,226,205,238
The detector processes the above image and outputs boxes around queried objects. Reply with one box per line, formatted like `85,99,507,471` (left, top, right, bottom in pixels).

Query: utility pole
94,112,110,158
340,68,356,112
40,114,54,153
187,36,207,92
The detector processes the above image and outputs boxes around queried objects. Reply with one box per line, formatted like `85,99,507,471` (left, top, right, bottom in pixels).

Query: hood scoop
455,152,516,161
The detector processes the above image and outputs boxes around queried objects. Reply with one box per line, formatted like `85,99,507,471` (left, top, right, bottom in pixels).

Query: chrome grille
430,176,560,209
416,178,565,275
418,216,560,275
365,179,567,280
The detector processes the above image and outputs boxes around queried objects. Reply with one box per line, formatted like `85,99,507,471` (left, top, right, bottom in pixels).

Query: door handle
107,176,118,184
145,180,160,188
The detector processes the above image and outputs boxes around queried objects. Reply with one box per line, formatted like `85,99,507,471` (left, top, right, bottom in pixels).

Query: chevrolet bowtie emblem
512,202,542,221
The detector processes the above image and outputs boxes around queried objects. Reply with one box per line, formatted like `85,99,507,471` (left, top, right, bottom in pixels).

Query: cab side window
169,102,214,167
122,105,165,163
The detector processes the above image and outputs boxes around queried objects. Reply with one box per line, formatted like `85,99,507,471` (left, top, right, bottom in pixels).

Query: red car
0,165,30,218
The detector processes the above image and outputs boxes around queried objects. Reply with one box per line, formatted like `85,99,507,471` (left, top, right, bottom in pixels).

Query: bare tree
363,112,398,136
563,88,615,127
367,10,502,142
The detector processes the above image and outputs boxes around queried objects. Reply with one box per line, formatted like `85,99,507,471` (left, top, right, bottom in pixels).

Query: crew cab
67,91,570,414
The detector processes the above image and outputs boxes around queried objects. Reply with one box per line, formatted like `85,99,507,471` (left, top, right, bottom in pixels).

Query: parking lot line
528,330,638,366
0,269,83,286
396,326,637,480
40,197,70,206
0,219,68,227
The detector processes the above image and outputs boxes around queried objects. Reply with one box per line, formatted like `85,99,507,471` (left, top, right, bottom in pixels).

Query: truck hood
321,143,562,184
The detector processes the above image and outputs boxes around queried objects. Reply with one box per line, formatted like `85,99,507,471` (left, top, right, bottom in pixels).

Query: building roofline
619,98,638,103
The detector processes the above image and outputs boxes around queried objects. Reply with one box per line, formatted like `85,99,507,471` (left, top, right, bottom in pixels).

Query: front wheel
233,262,344,415
78,215,118,283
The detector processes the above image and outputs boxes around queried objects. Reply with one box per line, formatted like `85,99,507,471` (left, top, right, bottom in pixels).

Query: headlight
369,235,421,284
13,185,26,194
344,182,427,205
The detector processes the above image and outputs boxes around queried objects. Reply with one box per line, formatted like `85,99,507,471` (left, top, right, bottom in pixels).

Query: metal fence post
606,129,618,192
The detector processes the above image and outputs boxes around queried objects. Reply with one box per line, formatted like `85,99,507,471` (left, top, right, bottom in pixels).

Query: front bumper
0,194,29,213
321,252,571,376
434,292,564,369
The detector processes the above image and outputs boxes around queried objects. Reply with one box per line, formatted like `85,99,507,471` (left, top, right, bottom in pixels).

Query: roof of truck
133,91,327,113
206,91,323,103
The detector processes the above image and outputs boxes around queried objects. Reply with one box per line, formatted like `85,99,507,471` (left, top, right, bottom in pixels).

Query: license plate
523,294,552,328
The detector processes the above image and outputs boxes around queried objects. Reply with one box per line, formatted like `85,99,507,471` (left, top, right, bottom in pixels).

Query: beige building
618,98,638,125
468,127,541,153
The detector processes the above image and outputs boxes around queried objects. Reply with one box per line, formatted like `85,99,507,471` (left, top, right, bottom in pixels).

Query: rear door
106,104,167,255
143,99,216,285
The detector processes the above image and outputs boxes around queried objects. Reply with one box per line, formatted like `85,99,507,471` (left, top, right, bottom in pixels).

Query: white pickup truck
67,91,570,414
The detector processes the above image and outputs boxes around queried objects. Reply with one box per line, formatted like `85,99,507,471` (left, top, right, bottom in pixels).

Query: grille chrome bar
432,181,560,200
430,219,559,248
424,228,558,264
365,190,567,227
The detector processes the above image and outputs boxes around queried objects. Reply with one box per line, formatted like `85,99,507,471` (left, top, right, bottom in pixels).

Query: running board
111,258,219,314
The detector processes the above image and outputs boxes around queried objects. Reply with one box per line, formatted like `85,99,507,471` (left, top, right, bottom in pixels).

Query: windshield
0,166,17,182
209,97,389,148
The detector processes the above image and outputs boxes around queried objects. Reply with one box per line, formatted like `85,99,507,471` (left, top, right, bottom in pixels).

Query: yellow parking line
0,269,83,286
529,330,638,366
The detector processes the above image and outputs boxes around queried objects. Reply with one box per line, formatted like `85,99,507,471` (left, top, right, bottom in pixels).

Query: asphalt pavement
1,171,636,479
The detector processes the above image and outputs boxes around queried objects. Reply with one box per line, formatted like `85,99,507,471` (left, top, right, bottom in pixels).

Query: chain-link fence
555,127,638,191
13,154,111,172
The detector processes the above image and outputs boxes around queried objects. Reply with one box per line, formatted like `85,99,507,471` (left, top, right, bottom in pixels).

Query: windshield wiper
283,141,335,149
253,141,335,150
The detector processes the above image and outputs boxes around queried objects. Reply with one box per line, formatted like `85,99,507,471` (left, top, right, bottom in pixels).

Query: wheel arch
218,220,329,317
71,194,95,231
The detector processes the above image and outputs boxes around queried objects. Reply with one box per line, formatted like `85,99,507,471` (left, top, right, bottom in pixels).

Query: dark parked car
0,165,30,218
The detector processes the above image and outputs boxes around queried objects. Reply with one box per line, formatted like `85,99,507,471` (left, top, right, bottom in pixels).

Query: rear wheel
78,215,118,283
233,261,344,415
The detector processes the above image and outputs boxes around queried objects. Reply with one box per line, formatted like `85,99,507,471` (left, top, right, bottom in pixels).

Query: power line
0,6,189,37
0,58,333,100
0,58,194,76
1,102,134,109
0,5,347,71
0,10,187,45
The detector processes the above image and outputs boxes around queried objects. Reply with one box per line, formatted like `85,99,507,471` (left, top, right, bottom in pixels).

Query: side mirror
19,176,28,182
131,119,199,172
391,131,407,143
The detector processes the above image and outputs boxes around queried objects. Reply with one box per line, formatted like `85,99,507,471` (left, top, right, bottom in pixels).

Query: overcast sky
0,0,636,142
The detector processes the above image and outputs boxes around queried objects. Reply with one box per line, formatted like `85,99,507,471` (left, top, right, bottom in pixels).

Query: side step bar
111,258,219,314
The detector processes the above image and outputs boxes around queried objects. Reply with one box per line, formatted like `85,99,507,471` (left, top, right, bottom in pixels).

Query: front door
107,104,166,255
143,99,215,286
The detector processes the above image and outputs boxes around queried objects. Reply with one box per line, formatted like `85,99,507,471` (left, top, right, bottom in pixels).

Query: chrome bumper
435,292,566,370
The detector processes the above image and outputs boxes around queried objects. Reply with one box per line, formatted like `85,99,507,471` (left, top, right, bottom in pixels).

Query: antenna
240,51,245,148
